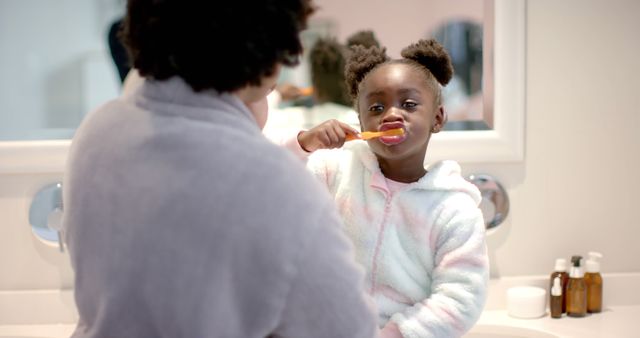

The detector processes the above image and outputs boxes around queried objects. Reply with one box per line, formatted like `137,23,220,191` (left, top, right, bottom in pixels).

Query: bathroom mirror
0,0,524,173
276,0,491,131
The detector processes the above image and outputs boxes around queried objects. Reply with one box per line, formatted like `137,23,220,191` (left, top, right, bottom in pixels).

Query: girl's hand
297,119,360,152
380,321,403,338
276,83,304,101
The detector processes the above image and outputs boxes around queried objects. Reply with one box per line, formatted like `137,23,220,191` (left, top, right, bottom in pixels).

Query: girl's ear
431,106,446,133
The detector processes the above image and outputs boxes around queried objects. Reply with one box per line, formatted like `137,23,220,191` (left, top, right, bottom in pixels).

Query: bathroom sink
0,324,74,338
0,334,68,338
464,324,560,338
0,336,56,338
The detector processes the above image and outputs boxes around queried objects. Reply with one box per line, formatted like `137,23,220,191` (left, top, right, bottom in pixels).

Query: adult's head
121,0,315,98
346,29,381,50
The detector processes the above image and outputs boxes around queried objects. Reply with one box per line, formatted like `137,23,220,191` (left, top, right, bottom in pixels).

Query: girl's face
357,63,444,164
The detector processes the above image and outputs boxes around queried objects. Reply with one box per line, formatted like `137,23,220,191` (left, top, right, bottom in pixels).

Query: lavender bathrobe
63,76,378,338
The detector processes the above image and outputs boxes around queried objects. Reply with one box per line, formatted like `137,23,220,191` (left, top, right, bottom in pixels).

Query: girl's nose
382,107,404,123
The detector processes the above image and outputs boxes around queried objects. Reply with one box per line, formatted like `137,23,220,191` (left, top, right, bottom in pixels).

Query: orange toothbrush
346,128,405,141
299,87,314,96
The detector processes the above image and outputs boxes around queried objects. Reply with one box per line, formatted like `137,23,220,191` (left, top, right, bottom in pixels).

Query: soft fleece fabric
306,141,489,338
63,76,379,338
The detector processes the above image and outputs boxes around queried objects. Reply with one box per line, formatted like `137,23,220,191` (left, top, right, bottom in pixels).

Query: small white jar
507,286,547,318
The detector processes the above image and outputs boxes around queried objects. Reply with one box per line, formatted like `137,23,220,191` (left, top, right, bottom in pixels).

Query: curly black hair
121,0,315,93
309,37,350,106
345,30,381,49
345,39,453,106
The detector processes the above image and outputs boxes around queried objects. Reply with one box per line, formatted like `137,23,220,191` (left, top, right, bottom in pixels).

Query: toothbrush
346,128,405,141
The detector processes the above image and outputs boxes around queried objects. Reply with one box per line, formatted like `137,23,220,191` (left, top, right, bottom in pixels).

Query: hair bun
345,45,389,99
400,39,453,86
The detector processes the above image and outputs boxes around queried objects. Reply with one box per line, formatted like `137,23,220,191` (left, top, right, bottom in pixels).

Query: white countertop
0,306,637,338
473,305,638,338
1,273,638,337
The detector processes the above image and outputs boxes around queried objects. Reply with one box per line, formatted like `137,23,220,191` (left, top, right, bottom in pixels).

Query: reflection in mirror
0,0,492,142
0,0,125,141
435,19,492,131
269,0,493,134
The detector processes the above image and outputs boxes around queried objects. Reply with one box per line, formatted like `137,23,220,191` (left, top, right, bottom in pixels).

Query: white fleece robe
306,141,489,338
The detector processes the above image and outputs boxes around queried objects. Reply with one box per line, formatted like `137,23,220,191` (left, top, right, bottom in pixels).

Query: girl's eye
368,104,384,113
403,100,418,109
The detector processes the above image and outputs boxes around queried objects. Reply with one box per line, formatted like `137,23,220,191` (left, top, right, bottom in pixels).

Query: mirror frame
428,0,525,164
0,0,524,174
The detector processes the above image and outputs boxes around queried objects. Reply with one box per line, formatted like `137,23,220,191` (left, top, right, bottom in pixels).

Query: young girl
296,39,489,338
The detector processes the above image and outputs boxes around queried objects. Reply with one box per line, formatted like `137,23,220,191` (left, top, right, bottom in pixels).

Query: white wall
0,0,639,293
0,173,72,290
465,0,640,277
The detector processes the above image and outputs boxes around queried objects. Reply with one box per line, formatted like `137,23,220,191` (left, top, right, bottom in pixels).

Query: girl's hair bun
345,45,389,99
400,39,453,86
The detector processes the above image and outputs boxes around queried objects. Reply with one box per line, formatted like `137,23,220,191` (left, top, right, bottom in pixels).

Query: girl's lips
377,123,406,145
379,134,407,145
379,122,405,132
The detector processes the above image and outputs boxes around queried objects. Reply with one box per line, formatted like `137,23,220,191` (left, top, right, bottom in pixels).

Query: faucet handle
465,174,510,230
47,207,65,252
29,182,65,252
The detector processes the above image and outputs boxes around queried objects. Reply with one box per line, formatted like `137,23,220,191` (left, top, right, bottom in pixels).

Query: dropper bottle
566,255,587,317
550,276,563,318
585,252,603,313
549,258,569,313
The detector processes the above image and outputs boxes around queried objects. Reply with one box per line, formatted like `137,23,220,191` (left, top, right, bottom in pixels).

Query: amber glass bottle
549,258,569,313
550,276,563,318
585,252,603,313
566,256,587,317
